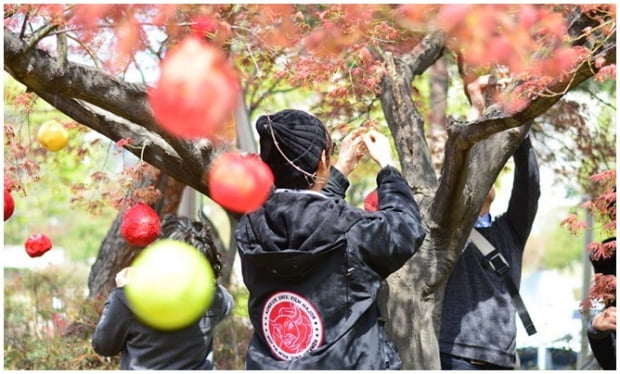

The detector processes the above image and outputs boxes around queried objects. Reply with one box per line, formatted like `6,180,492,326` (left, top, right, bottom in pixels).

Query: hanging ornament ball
124,239,216,331
4,188,15,221
120,203,161,247
25,233,53,258
208,152,274,213
37,120,69,152
148,36,240,140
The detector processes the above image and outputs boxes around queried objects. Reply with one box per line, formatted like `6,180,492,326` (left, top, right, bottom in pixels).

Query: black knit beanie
255,109,327,189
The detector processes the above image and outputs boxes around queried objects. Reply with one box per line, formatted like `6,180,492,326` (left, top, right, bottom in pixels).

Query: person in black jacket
235,109,426,369
92,214,234,369
587,238,616,370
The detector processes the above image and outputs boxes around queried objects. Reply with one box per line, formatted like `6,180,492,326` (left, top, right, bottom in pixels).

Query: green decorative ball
125,239,215,330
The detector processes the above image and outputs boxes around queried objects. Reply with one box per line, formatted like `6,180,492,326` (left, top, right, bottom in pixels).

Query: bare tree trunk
220,213,238,288
199,210,236,288
428,57,449,173
379,39,445,368
88,172,186,307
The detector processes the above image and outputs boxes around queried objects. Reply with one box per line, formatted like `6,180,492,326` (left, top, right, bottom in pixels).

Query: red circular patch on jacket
262,291,323,360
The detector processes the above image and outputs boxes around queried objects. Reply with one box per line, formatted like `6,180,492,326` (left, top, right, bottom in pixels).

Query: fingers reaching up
333,129,366,177
363,130,395,169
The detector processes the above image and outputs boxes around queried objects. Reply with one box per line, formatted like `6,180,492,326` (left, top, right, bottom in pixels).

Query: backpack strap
469,229,537,336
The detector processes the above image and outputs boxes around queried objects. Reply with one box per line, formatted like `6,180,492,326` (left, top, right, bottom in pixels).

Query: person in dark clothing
235,109,426,369
92,214,234,370
587,238,616,370
439,135,541,370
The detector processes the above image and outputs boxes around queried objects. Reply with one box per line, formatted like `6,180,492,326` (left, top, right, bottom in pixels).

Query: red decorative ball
148,36,240,141
4,188,15,221
25,233,53,258
120,203,161,247
363,189,379,212
208,152,274,213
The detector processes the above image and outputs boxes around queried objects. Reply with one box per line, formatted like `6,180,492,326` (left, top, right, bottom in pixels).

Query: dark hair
158,214,223,278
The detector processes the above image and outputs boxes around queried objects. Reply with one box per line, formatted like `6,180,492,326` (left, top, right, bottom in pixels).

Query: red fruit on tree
120,203,161,247
4,188,15,221
208,152,274,213
25,233,53,258
148,36,240,140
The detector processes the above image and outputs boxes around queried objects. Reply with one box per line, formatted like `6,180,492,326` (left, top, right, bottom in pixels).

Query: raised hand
593,306,616,332
333,128,366,177
115,267,133,287
363,130,395,169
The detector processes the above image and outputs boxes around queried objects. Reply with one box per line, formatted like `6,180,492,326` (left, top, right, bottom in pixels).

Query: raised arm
353,131,425,278
505,136,541,246
321,129,365,199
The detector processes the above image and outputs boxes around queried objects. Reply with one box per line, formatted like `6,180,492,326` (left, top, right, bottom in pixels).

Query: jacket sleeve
505,136,541,247
352,166,426,278
91,288,131,357
206,284,235,327
321,166,350,200
587,317,617,370
199,284,235,344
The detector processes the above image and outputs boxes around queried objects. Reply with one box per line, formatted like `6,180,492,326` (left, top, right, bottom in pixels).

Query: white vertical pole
577,211,594,369
537,345,546,369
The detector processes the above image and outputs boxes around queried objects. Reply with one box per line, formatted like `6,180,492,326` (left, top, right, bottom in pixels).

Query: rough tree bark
377,18,616,369
3,7,615,368
88,173,186,306
428,56,449,173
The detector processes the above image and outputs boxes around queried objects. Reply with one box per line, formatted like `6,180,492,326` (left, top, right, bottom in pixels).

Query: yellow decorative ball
37,120,69,151
125,239,216,331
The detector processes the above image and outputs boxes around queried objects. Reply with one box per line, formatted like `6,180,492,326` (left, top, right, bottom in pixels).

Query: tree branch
379,31,445,209
19,10,30,39
430,40,614,233
567,5,612,46
4,28,233,199
5,30,156,132
401,31,446,77
460,41,616,145
429,11,616,236
24,23,58,54
56,30,67,72
64,33,103,69
34,91,214,195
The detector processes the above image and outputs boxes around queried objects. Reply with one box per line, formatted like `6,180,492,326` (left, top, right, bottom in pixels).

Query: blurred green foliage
4,75,119,262
3,264,118,369
540,222,587,270
4,264,252,370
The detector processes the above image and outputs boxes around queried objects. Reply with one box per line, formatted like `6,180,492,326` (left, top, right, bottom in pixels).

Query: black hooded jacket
235,166,426,369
